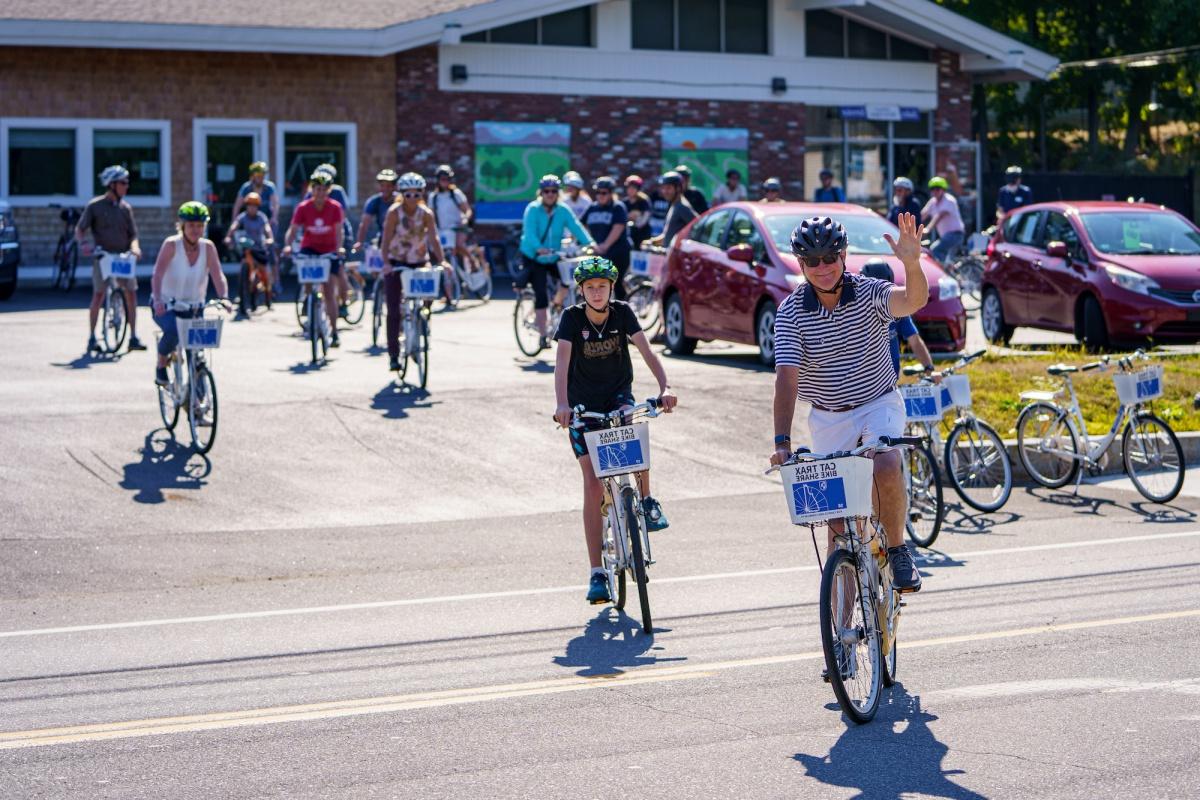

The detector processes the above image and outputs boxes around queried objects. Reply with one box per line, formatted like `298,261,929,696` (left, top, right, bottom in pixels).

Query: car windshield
1080,211,1200,255
763,213,898,255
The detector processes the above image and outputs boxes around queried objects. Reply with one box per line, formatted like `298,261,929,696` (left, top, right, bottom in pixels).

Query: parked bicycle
233,234,272,315
93,249,135,354
157,299,226,454
294,254,334,364
51,205,81,291
894,393,945,548
901,349,1014,515
767,436,924,724
440,227,493,304
392,264,441,389
1016,350,1185,502
571,398,665,635
514,254,586,357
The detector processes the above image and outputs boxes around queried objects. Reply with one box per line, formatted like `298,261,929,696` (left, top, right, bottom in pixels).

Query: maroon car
659,202,967,365
981,201,1200,348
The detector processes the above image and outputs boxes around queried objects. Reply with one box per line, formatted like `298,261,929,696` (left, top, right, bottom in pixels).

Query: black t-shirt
555,301,643,410
684,188,709,215
662,199,697,246
625,193,652,245
581,201,630,257
649,191,670,224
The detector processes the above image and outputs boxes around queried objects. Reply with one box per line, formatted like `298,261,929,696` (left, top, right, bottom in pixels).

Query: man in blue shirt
887,177,922,226
860,259,937,380
996,165,1033,220
814,169,846,203
581,176,631,299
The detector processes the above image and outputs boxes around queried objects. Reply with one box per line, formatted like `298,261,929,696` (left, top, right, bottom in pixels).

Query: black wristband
774,434,792,446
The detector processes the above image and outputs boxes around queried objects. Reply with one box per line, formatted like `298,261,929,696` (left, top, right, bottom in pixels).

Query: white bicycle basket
294,255,331,284
98,252,136,280
176,316,223,350
585,423,651,478
780,456,874,525
944,374,972,409
402,266,442,298
558,256,587,286
362,246,384,274
900,384,943,423
1113,364,1164,405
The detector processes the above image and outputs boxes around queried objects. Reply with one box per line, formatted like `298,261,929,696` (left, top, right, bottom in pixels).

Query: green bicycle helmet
309,171,333,186
177,201,210,222
928,176,949,190
574,256,619,285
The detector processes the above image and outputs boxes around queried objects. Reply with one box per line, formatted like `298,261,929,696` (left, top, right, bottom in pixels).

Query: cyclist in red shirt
283,171,346,346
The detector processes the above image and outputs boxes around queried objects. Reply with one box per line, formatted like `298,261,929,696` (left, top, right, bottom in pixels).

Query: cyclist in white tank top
150,202,230,386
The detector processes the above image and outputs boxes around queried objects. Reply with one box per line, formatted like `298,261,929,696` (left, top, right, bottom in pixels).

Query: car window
1079,211,1200,255
1041,212,1080,249
1010,212,1043,246
762,212,898,255
689,209,731,248
726,212,766,261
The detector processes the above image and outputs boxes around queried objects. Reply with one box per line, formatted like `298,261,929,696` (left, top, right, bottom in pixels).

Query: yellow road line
3,607,1197,750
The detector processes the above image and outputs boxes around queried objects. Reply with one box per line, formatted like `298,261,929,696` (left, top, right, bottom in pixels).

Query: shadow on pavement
371,382,437,419
516,358,554,374
1024,486,1197,523
794,686,985,800
50,350,124,370
285,359,331,374
553,608,685,677
940,506,1021,536
1,285,150,313
119,428,211,503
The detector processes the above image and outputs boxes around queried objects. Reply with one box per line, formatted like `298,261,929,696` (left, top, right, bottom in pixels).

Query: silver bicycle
1016,350,1185,502
571,399,664,635
514,254,586,357
94,249,136,354
157,300,226,454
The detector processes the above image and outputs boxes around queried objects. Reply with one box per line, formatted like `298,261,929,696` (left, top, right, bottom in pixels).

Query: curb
998,430,1200,482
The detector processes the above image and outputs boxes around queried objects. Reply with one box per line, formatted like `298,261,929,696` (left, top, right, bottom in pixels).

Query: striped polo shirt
775,273,899,409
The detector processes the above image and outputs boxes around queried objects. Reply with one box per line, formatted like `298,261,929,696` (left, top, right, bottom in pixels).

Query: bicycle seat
1046,363,1078,376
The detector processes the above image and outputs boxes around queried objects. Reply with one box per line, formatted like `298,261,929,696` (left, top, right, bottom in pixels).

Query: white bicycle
157,300,226,454
391,264,443,389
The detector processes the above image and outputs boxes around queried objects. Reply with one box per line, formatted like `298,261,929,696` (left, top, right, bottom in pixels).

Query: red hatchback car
659,202,967,365
981,201,1200,348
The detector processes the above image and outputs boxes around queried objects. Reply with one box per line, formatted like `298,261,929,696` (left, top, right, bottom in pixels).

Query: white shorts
807,390,905,455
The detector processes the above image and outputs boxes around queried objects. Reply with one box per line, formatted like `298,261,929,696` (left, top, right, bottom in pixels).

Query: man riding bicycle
283,171,346,347
78,165,146,353
231,162,280,226
224,192,276,290
379,172,447,373
552,257,677,604
354,169,399,253
769,213,929,605
519,175,596,347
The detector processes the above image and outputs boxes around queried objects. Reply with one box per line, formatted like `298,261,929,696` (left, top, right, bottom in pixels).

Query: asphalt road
2,286,1199,799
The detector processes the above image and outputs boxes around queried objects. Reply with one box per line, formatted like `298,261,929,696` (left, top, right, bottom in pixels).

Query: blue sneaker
642,497,669,531
586,573,611,605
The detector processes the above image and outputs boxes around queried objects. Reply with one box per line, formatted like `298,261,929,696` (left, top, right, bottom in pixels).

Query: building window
93,130,162,196
276,123,357,202
632,0,769,54
806,10,930,62
7,128,75,197
464,6,593,47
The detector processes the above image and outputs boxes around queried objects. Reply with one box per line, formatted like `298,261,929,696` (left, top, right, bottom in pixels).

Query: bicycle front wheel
158,358,181,431
622,488,652,634
945,419,1013,512
102,287,129,353
294,283,308,330
1123,413,1184,503
188,363,218,454
513,289,543,356
1016,402,1079,488
308,294,323,364
906,444,943,548
626,283,660,332
371,282,384,348
413,312,430,389
954,256,984,302
345,271,367,325
819,547,881,724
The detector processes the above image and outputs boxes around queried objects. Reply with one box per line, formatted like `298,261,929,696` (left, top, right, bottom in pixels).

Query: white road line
3,529,1199,639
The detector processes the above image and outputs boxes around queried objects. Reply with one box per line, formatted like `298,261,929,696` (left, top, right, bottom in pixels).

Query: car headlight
937,275,961,301
785,273,805,290
1103,263,1159,295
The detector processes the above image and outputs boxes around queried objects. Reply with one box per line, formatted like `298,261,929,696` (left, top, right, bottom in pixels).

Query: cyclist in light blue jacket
520,174,595,343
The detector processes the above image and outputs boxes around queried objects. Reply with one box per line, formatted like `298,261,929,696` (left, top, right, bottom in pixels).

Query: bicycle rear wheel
188,363,218,454
238,262,252,315
307,294,322,363
345,271,367,324
622,487,652,635
945,419,1013,512
879,573,899,688
1123,413,1184,503
102,287,129,353
371,281,384,347
819,547,881,724
906,444,943,548
1016,402,1079,488
513,289,543,356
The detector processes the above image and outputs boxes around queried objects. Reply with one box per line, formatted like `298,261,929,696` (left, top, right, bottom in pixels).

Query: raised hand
883,212,924,264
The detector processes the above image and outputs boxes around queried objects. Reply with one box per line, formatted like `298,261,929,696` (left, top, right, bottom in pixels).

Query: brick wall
1,47,395,264
394,46,806,237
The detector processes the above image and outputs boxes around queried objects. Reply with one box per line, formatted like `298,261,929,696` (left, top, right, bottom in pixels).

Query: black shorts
568,389,636,459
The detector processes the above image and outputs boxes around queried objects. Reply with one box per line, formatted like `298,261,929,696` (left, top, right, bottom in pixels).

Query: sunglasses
403,192,422,199
800,254,843,268
595,190,611,195
541,188,559,195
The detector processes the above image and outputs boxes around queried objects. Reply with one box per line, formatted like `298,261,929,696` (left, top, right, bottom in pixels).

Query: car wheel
663,292,696,356
1081,296,1109,352
755,301,777,367
980,289,1013,345
0,278,15,301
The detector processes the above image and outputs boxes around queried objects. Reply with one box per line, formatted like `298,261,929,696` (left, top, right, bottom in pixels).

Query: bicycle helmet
308,171,334,186
435,164,454,179
98,165,130,186
314,163,337,179
248,161,269,174
928,176,949,190
624,174,644,187
178,201,210,222
892,176,914,191
762,177,782,192
592,176,617,192
397,172,426,191
563,171,585,189
860,258,894,283
244,192,262,206
573,256,619,285
376,169,398,182
790,216,848,259
673,164,692,178
1004,165,1023,178
539,174,562,190
660,171,683,188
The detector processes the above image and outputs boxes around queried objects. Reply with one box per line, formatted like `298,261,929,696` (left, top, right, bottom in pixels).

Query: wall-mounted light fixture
771,77,787,95
451,64,468,84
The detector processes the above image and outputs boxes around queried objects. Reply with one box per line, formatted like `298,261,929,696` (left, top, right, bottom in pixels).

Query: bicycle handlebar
568,398,662,428
765,435,923,474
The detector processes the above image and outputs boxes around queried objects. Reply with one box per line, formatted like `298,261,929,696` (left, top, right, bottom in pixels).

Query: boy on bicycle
224,192,276,291
552,257,678,604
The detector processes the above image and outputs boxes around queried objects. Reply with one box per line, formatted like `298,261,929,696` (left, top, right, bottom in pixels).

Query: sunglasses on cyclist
402,191,422,199
800,254,843,268
540,188,559,195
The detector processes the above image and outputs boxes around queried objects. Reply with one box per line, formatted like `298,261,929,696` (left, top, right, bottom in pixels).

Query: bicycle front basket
900,384,943,423
98,252,136,280
401,266,442,298
294,255,331,284
780,456,874,525
584,423,651,478
177,316,223,350
1112,364,1164,405
363,245,384,274
944,374,972,409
